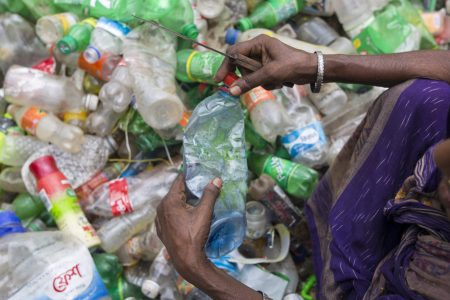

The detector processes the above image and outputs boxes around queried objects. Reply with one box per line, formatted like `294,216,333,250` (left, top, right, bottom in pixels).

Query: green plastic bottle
245,118,271,151
0,0,34,20
57,18,97,54
237,0,305,31
176,49,225,84
160,0,199,38
81,0,138,22
248,152,318,199
93,253,145,300
11,193,46,221
21,0,61,20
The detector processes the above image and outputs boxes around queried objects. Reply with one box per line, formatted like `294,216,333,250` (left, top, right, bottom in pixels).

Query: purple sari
306,79,450,299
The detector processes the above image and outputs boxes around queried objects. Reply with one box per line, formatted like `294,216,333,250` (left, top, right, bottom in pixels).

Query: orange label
242,86,275,112
179,111,191,128
21,107,47,135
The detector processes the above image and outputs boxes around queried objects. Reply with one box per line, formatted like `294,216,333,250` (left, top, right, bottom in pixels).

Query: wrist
173,252,212,281
293,51,317,84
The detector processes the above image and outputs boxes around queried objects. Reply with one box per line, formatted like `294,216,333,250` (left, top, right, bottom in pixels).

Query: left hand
155,174,222,278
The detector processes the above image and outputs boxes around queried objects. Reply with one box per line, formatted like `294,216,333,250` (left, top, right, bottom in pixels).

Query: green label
50,193,82,220
262,157,295,189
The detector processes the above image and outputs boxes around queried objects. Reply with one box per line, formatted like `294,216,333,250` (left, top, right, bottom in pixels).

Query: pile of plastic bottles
0,0,446,299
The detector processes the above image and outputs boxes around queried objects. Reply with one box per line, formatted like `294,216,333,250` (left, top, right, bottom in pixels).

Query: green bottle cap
182,23,199,39
57,36,78,55
237,18,253,31
12,193,45,221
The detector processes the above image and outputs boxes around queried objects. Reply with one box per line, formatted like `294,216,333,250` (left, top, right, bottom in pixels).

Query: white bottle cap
283,294,304,300
84,94,99,111
141,280,161,299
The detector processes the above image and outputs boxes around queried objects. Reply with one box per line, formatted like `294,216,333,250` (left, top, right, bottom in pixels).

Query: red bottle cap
223,72,239,87
29,156,59,181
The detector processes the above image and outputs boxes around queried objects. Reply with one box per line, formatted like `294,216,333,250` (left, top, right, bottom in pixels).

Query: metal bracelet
310,51,324,93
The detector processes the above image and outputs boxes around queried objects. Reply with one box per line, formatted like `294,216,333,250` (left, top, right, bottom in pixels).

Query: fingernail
229,85,241,96
212,178,222,189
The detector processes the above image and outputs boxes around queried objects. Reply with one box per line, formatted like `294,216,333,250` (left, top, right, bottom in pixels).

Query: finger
229,66,276,96
262,83,283,91
215,56,235,83
165,173,186,205
196,178,222,215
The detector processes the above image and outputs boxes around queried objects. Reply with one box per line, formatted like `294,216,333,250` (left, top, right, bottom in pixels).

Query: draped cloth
305,79,450,299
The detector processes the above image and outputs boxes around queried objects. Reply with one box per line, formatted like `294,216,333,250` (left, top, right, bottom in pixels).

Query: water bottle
29,155,100,248
296,17,339,46
197,0,225,19
0,132,48,166
242,86,291,143
4,65,99,113
97,204,159,253
332,0,374,37
50,43,80,69
141,249,175,299
86,103,124,136
307,83,348,116
176,49,225,84
0,212,110,299
124,24,184,130
57,18,98,54
184,73,247,258
248,152,318,199
237,0,304,31
36,13,79,45
78,51,122,81
99,61,134,113
9,105,85,153
84,17,131,64
246,201,270,239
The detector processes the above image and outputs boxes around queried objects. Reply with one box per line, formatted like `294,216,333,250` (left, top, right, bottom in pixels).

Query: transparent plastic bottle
0,214,110,300
245,201,270,239
141,249,175,299
124,24,184,130
84,17,130,64
99,61,134,113
184,74,247,258
4,65,99,113
0,167,27,193
57,18,97,54
242,86,291,144
197,0,225,19
35,13,79,45
296,17,339,47
176,49,224,84
9,105,85,153
307,83,348,116
78,51,122,82
85,164,178,217
332,0,374,37
50,44,80,69
29,156,100,248
97,204,158,253
86,103,124,136
0,133,48,166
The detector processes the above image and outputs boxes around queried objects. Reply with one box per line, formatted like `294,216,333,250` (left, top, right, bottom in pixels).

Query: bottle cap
223,73,239,87
225,28,240,45
83,46,102,64
141,280,161,299
57,36,78,54
0,211,26,238
84,94,99,111
182,23,199,39
29,155,59,181
237,18,253,31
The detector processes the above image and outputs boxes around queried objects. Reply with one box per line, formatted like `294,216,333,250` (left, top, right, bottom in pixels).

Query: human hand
155,173,222,277
214,34,317,96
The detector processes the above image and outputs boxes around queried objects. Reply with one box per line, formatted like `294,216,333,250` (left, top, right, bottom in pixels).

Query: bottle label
81,17,98,27
63,111,88,123
272,0,299,22
21,107,48,135
97,17,131,39
75,170,109,201
280,122,327,161
259,185,302,228
262,157,296,190
32,57,56,74
242,87,275,113
108,179,133,216
179,111,191,128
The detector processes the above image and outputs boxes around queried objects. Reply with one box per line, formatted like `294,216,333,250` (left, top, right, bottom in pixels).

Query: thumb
229,66,275,96
197,178,222,214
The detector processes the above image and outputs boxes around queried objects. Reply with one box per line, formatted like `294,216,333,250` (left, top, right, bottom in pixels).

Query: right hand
214,34,317,96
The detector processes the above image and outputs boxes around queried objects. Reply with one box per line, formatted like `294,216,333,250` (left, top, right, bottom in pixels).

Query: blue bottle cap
225,28,240,45
0,211,26,238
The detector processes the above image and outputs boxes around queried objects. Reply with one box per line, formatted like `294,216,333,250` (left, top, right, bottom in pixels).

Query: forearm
322,50,450,87
180,259,262,300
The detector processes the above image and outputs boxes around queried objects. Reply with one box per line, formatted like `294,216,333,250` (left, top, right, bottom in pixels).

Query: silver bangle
310,51,324,93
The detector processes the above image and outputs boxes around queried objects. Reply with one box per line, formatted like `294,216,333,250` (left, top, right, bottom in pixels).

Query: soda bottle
78,51,122,81
81,0,139,22
245,201,270,239
0,132,48,166
84,17,131,64
86,104,124,136
4,65,99,113
29,155,100,248
248,153,318,199
124,24,184,130
0,167,27,193
242,86,291,144
307,83,348,116
86,163,179,217
57,18,97,55
36,13,79,45
176,49,225,84
11,193,46,222
9,105,85,153
99,61,134,113
184,73,247,258
237,0,305,31
0,212,110,299
141,249,175,299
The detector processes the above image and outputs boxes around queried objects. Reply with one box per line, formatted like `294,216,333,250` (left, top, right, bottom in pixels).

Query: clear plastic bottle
245,201,270,239
85,163,179,217
78,51,122,82
84,17,130,64
4,65,99,113
332,0,374,37
197,0,225,19
307,83,348,116
99,61,134,113
0,167,27,193
50,44,80,69
57,18,97,54
0,133,48,166
0,213,110,300
35,13,79,45
242,86,291,144
141,249,175,299
86,103,124,136
296,17,339,47
124,24,184,130
9,105,85,153
184,74,247,258
97,204,158,253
